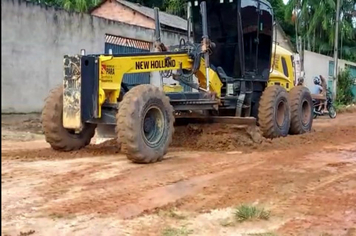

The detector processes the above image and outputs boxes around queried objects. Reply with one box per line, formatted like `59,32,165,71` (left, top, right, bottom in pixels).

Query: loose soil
2,112,356,236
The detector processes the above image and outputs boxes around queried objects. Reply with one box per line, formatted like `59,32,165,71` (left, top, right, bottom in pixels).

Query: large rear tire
258,85,291,139
41,85,96,151
289,86,313,134
116,84,175,164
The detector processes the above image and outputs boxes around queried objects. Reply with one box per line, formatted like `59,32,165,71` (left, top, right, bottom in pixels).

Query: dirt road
2,112,356,236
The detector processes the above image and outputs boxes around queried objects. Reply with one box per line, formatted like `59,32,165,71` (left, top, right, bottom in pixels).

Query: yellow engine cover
163,84,184,93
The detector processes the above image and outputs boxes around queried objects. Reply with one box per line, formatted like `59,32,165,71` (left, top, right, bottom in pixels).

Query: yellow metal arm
98,52,223,117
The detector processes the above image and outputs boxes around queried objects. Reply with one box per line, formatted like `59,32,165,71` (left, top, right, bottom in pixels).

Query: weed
335,69,355,105
234,204,270,222
161,226,193,236
247,233,277,236
319,233,333,236
158,209,187,220
18,230,35,236
48,212,75,219
219,218,235,227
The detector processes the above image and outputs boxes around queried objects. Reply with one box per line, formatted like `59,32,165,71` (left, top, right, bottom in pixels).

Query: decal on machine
135,59,176,70
101,64,115,82
101,65,115,75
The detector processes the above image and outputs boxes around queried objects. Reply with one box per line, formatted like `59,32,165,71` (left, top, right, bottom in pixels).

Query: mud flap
63,55,82,130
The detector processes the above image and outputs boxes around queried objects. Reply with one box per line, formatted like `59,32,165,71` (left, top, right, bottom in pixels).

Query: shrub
336,69,354,105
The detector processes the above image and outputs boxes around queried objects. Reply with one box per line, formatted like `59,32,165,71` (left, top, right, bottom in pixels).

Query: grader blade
94,124,117,144
174,114,256,126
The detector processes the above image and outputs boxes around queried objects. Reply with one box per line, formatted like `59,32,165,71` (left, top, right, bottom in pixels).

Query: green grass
161,226,193,236
18,230,36,236
247,233,277,236
158,209,187,220
234,204,271,222
219,217,235,227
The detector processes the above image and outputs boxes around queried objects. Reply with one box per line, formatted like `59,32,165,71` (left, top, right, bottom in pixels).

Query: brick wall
91,1,155,29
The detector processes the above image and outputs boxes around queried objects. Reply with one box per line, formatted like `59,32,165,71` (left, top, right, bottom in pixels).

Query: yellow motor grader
41,0,313,163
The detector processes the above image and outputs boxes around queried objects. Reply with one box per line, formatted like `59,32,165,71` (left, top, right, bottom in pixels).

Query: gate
105,34,152,89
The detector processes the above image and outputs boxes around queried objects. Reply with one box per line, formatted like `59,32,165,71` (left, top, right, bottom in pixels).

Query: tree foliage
285,0,356,61
27,0,356,62
27,0,100,12
336,69,355,105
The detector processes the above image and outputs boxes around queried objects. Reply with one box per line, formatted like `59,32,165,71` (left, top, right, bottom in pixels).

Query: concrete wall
273,23,294,53
1,0,183,113
91,1,155,29
303,50,356,91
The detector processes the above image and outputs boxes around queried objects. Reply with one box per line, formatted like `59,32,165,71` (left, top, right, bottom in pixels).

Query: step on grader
41,0,314,163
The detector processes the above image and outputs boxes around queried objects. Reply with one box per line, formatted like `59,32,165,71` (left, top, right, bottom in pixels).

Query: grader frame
41,0,314,163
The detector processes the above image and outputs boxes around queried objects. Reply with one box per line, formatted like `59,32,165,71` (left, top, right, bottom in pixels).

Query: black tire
328,105,337,119
116,84,175,164
289,86,314,134
258,85,291,139
41,85,96,151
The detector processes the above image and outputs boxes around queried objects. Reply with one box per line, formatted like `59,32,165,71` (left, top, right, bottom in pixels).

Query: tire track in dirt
2,113,356,235
36,151,269,218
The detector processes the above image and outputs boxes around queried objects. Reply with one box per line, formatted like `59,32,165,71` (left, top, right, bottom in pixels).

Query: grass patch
18,230,36,236
219,217,235,227
247,233,277,236
234,204,270,222
48,212,75,219
158,208,187,220
335,103,356,113
161,226,193,236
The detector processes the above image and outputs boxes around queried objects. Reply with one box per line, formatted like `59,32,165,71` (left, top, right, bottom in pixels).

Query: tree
284,0,356,62
27,0,101,12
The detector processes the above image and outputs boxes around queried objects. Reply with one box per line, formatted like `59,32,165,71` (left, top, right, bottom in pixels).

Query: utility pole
295,0,299,53
332,0,341,100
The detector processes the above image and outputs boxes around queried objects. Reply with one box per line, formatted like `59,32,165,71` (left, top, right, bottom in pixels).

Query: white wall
303,50,356,90
1,0,182,113
273,24,294,53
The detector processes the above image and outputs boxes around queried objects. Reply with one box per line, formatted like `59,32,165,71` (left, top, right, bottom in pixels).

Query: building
273,21,295,53
90,0,187,35
303,50,356,98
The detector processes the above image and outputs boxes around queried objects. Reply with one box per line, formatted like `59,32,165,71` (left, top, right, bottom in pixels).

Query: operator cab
189,0,274,80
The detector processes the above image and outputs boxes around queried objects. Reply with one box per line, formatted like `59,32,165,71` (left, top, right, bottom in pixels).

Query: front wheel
258,85,291,139
328,105,337,119
288,86,313,135
116,84,175,164
41,85,97,151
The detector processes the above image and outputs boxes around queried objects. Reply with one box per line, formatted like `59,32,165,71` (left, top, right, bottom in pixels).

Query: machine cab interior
189,0,274,80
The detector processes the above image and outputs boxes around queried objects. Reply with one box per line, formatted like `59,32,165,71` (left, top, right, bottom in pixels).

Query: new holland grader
41,0,314,163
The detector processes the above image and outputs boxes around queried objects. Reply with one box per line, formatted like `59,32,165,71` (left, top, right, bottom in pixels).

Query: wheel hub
276,100,286,127
301,99,311,125
142,106,165,147
144,117,155,133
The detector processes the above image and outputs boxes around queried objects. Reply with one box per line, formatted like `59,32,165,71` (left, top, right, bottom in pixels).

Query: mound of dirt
171,123,263,151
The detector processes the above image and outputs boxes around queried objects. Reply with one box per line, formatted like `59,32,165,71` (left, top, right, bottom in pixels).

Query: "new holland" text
135,59,176,70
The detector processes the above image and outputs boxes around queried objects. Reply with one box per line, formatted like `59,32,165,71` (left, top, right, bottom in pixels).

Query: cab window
281,57,289,77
